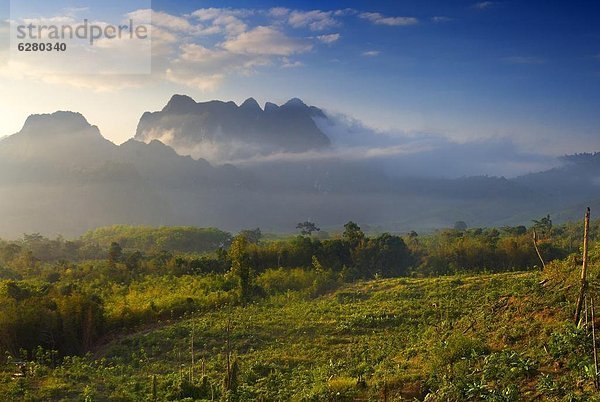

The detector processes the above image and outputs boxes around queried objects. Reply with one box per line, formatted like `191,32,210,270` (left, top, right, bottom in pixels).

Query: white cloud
281,57,303,68
213,15,247,36
222,26,312,56
334,9,358,17
156,7,325,90
221,113,558,178
360,12,418,26
164,40,274,90
165,68,225,91
191,8,252,20
431,16,452,23
0,59,151,91
268,7,291,18
190,8,249,36
2,6,345,92
362,50,380,57
171,43,250,70
21,16,76,25
316,33,340,44
63,7,89,18
473,1,496,10
128,9,194,32
288,10,339,31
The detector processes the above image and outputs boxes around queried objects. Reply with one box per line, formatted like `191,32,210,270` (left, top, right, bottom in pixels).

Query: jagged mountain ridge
134,95,331,161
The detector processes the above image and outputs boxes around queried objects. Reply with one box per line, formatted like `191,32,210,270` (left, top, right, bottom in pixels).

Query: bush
256,268,317,295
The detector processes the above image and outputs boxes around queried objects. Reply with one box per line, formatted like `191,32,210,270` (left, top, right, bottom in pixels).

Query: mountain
0,112,116,169
134,95,331,162
0,112,251,237
0,104,599,238
515,153,600,201
514,153,600,220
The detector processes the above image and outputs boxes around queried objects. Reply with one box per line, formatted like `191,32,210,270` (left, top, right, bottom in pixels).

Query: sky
1,0,600,162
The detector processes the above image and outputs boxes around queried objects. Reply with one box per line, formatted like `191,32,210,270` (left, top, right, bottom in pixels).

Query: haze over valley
0,95,597,238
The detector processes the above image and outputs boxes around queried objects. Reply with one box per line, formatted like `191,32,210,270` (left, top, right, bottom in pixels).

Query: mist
0,99,595,239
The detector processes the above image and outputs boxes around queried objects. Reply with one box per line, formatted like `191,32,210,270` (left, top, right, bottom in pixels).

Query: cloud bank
153,103,559,178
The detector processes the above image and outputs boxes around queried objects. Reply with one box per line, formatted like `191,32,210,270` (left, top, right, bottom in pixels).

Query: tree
453,221,468,231
296,221,320,236
108,242,123,266
228,235,252,303
532,214,553,238
353,234,410,278
500,225,527,236
125,251,143,272
238,228,262,245
343,221,365,248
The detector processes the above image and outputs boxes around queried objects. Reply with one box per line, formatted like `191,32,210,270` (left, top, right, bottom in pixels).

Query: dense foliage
0,217,599,400
81,225,233,254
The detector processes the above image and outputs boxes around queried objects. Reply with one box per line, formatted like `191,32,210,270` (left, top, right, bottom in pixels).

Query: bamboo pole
585,297,589,329
533,229,546,270
592,297,599,390
190,323,194,382
574,207,591,326
226,317,231,390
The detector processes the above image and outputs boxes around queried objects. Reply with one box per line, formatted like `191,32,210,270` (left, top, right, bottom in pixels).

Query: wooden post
574,207,591,326
226,317,232,390
585,297,589,329
190,323,194,382
592,297,599,390
383,380,388,402
533,229,546,270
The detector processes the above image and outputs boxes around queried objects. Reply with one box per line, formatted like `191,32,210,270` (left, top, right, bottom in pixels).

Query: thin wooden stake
383,380,388,402
533,229,546,270
585,297,589,330
226,317,232,390
591,297,599,390
190,322,194,382
574,207,591,326
178,349,183,382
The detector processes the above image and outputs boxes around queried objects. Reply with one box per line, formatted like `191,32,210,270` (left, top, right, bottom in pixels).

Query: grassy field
1,264,596,401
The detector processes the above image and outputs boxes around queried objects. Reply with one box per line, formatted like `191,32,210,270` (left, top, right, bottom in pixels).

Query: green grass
3,267,597,401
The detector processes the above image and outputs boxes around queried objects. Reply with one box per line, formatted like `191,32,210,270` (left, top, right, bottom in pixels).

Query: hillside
1,267,598,400
0,217,598,400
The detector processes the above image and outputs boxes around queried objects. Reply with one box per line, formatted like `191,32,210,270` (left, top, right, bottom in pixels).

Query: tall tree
238,228,262,244
228,235,252,303
453,221,468,231
343,221,365,248
108,242,123,266
296,221,320,236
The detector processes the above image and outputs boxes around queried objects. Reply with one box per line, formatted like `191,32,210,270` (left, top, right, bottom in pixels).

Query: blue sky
1,0,600,170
